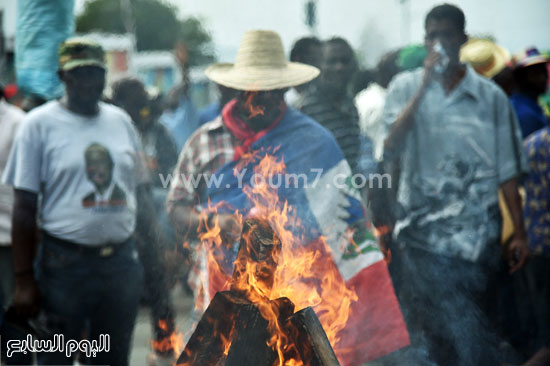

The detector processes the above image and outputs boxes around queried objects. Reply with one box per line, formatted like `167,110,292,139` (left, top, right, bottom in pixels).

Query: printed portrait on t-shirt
82,143,127,208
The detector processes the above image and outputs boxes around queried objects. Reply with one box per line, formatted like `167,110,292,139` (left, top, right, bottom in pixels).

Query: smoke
378,245,501,365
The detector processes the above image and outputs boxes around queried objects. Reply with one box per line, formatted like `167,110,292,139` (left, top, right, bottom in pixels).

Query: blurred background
1,0,549,109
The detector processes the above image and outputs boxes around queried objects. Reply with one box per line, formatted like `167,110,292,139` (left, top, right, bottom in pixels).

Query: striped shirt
296,87,361,173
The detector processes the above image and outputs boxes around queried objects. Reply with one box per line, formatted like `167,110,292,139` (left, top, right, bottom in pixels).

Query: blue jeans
35,235,143,366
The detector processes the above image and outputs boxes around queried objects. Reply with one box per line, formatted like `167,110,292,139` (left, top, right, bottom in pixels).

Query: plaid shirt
166,116,237,212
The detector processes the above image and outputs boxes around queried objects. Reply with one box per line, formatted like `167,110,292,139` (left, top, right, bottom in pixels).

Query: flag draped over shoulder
201,107,409,364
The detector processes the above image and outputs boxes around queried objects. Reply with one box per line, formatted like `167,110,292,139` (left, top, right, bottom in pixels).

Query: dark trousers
140,187,177,348
0,246,34,365
525,256,550,349
486,258,537,360
35,235,143,366
137,235,175,348
389,246,500,366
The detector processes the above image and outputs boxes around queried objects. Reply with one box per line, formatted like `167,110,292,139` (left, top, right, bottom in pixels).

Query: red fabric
338,261,410,365
221,99,286,160
207,258,230,300
3,84,17,99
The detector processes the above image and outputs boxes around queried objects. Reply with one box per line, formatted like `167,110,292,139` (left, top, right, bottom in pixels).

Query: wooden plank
176,291,240,366
177,292,295,366
285,307,341,366
225,297,294,366
231,218,282,301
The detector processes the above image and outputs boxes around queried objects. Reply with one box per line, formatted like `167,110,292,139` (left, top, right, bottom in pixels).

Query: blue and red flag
198,107,409,364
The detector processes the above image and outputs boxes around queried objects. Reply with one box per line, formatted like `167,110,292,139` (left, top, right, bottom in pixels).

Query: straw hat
460,38,510,78
205,30,320,91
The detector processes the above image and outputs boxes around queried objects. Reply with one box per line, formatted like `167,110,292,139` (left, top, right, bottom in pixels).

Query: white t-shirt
0,99,25,245
2,100,148,245
355,83,389,162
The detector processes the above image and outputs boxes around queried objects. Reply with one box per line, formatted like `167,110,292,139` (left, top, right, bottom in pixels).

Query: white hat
205,30,320,91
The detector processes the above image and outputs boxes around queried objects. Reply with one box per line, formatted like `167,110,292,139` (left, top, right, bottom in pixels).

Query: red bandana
221,99,286,160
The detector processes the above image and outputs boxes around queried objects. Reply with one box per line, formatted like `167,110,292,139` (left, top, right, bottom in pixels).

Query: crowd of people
0,2,549,366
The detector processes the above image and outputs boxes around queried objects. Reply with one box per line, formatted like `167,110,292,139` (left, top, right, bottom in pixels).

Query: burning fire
243,91,265,118
191,150,358,365
151,319,185,358
372,226,392,264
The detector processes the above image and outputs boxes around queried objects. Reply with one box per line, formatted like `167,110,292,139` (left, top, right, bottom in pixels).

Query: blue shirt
523,127,550,257
510,92,548,139
160,96,199,151
198,101,221,126
382,65,527,262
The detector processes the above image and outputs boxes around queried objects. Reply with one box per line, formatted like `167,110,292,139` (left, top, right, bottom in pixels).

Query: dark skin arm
383,82,428,154
383,51,466,153
366,159,401,254
383,52,440,153
166,203,240,277
376,55,438,252
168,203,240,242
165,204,201,273
168,203,202,240
500,178,530,273
11,189,40,317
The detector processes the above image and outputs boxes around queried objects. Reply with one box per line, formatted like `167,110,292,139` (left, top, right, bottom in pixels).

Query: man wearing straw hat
167,30,410,365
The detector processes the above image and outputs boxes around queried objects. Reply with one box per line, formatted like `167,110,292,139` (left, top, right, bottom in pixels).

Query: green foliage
76,0,215,66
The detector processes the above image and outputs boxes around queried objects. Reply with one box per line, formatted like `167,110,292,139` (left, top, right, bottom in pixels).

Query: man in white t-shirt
0,88,25,310
0,85,34,365
2,38,155,366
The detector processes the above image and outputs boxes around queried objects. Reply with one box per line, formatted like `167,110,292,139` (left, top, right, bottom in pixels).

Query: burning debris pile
173,150,409,365
177,218,340,366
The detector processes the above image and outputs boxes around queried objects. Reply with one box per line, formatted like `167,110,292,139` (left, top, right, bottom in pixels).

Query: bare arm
500,178,529,273
383,83,428,152
383,52,439,153
168,203,241,244
168,203,202,240
11,189,40,316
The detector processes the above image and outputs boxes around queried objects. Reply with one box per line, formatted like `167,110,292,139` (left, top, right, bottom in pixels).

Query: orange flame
151,320,185,358
158,319,169,332
373,226,392,264
244,91,265,118
192,151,358,365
